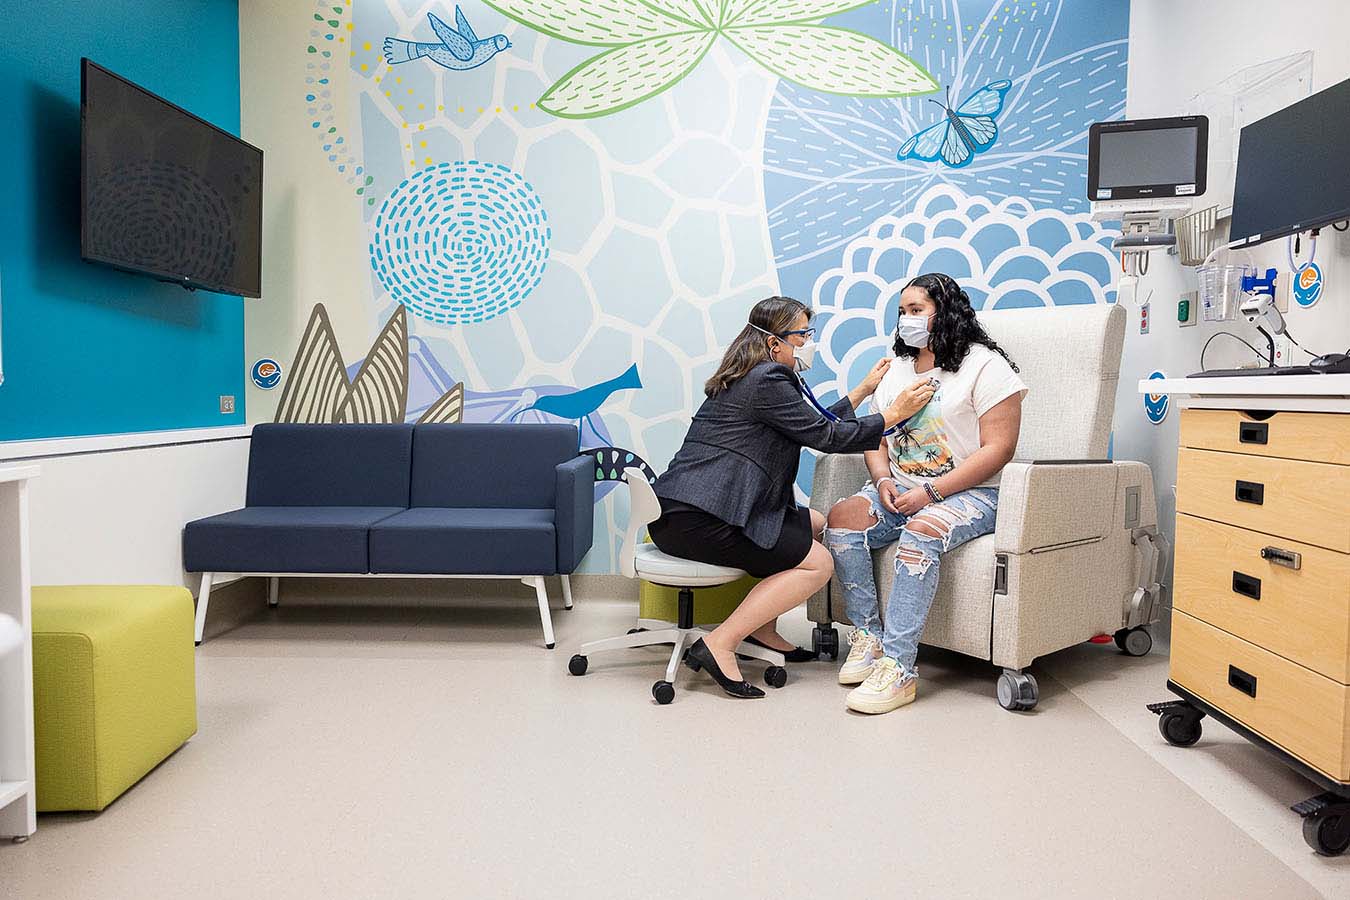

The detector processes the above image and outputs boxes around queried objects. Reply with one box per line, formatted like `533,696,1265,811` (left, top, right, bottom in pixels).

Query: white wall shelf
0,464,38,841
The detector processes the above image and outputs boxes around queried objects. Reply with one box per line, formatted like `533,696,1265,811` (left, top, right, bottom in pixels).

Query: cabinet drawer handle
1260,546,1302,570
1228,665,1258,699
1231,571,1262,600
1235,480,1265,505
1239,421,1269,445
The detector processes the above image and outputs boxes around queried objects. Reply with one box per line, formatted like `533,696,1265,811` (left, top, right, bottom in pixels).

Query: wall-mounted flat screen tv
81,58,262,297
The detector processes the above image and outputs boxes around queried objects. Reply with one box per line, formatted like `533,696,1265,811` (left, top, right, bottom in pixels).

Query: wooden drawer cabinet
1171,611,1350,781
1175,448,1350,553
1181,408,1350,465
1173,514,1350,682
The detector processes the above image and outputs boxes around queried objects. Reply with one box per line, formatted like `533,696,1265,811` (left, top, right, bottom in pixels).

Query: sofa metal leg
561,574,574,610
267,577,280,609
194,573,214,646
524,576,555,649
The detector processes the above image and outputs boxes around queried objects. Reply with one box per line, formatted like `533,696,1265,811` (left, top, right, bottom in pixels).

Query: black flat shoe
685,639,765,698
743,635,818,663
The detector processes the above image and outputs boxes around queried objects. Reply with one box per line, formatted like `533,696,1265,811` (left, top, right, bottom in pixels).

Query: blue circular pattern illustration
1144,370,1169,425
1293,262,1323,308
370,161,551,326
251,358,283,390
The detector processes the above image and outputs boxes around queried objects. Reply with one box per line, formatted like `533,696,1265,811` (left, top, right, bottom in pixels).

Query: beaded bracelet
923,482,944,504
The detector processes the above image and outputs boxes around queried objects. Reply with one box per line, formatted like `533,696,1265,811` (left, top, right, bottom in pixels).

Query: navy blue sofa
183,423,594,647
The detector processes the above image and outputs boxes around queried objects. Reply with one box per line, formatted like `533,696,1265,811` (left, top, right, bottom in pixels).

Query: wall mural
278,0,1128,571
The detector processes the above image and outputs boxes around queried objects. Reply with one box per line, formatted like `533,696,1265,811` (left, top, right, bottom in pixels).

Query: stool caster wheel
812,625,840,661
652,681,675,705
1115,626,1153,657
568,655,588,676
1159,709,1203,747
764,665,788,689
997,670,1038,711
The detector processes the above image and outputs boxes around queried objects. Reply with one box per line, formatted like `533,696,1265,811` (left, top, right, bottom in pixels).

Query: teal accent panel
0,0,244,440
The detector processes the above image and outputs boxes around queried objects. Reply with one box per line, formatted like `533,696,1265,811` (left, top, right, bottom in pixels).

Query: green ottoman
31,585,197,812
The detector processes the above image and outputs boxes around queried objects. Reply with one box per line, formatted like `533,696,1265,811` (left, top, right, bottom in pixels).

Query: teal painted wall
0,0,245,441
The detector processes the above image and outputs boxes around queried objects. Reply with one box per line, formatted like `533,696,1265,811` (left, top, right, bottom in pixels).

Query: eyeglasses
778,327,816,339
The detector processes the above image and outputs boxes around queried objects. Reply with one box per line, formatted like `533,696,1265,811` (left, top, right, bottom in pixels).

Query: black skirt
647,498,813,578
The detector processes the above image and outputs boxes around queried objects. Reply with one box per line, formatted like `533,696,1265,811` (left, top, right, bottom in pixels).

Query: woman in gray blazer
650,296,936,698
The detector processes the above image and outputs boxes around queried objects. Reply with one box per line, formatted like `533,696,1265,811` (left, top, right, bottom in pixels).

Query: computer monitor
1087,116,1208,202
1228,76,1350,248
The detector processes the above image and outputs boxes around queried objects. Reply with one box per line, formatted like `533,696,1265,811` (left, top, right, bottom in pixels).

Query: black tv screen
1229,76,1350,248
81,59,262,297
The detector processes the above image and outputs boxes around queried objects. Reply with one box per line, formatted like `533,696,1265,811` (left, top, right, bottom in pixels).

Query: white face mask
897,313,934,349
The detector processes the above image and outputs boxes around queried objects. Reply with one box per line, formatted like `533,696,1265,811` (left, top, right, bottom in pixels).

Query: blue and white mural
274,0,1128,570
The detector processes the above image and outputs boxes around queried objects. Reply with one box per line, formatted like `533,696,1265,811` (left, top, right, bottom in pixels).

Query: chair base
571,587,785,704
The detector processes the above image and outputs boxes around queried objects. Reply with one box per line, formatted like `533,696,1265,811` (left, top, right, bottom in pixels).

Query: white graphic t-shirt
871,344,1028,489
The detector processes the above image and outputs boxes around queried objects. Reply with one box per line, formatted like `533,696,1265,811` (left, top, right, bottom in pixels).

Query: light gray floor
2,589,1346,899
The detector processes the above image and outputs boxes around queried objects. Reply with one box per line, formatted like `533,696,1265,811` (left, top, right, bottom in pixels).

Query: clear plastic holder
1196,246,1256,322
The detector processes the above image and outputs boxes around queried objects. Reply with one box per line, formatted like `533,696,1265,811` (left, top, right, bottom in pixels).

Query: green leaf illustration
729,0,875,27
539,30,717,118
724,24,938,96
642,0,716,28
483,0,693,46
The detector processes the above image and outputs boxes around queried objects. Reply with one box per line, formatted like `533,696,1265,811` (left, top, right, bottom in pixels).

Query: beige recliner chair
807,303,1166,710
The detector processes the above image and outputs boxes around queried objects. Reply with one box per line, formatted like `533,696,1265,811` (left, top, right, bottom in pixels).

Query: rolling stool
568,469,786,704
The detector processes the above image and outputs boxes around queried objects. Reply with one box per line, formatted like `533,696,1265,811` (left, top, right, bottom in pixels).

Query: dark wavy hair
893,273,1018,372
705,296,812,396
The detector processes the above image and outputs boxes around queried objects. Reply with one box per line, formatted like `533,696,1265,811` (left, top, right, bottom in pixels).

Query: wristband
876,476,897,491
923,482,944,504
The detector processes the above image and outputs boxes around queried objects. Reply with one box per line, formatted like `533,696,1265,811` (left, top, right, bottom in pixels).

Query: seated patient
825,273,1027,715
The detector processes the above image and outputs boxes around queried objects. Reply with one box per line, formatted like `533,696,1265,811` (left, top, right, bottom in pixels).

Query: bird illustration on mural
383,7,511,71
509,364,643,448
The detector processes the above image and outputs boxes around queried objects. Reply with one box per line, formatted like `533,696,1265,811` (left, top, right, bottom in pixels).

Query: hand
856,357,892,397
883,377,936,426
895,487,930,516
876,478,903,514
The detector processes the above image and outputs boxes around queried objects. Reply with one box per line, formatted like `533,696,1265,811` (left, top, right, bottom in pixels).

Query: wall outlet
219,395,236,414
1178,290,1198,327
1272,333,1293,367
1139,301,1150,334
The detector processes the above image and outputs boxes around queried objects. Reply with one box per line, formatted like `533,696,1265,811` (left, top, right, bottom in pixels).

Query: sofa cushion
182,506,404,573
410,423,577,508
246,423,414,507
369,507,557,575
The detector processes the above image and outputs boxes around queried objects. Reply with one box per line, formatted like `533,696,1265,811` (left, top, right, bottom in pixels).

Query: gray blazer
655,361,885,549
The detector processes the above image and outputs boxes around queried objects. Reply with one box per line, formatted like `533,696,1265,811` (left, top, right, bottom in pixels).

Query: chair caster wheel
1115,626,1152,657
568,655,588,676
1159,709,1203,747
812,626,840,661
627,627,645,635
997,670,1038,711
652,681,675,705
545,642,555,650
764,665,788,689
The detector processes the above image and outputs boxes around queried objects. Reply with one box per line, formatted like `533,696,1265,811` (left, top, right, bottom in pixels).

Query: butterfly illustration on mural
763,0,1129,271
897,80,1011,169
383,6,512,72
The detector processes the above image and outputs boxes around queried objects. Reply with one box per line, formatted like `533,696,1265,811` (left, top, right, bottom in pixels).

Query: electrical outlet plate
1179,290,1198,327
1275,272,1292,313
1272,333,1293,367
220,395,236,414
1139,302,1150,334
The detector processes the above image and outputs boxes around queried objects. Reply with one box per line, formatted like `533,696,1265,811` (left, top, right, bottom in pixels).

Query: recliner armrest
994,460,1155,555
555,455,596,572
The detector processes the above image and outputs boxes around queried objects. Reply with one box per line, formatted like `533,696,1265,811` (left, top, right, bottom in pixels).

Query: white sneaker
838,628,883,684
845,657,917,714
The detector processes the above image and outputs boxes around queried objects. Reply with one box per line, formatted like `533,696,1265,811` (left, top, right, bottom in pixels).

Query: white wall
1115,0,1350,584
0,434,249,588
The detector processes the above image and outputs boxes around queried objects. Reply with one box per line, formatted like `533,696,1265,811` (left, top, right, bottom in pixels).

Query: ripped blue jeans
825,482,999,672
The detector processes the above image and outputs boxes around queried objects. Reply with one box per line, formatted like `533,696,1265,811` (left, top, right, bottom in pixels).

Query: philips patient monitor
1088,115,1208,206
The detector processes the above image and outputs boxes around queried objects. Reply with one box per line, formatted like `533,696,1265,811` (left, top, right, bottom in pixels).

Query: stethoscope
797,373,924,437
